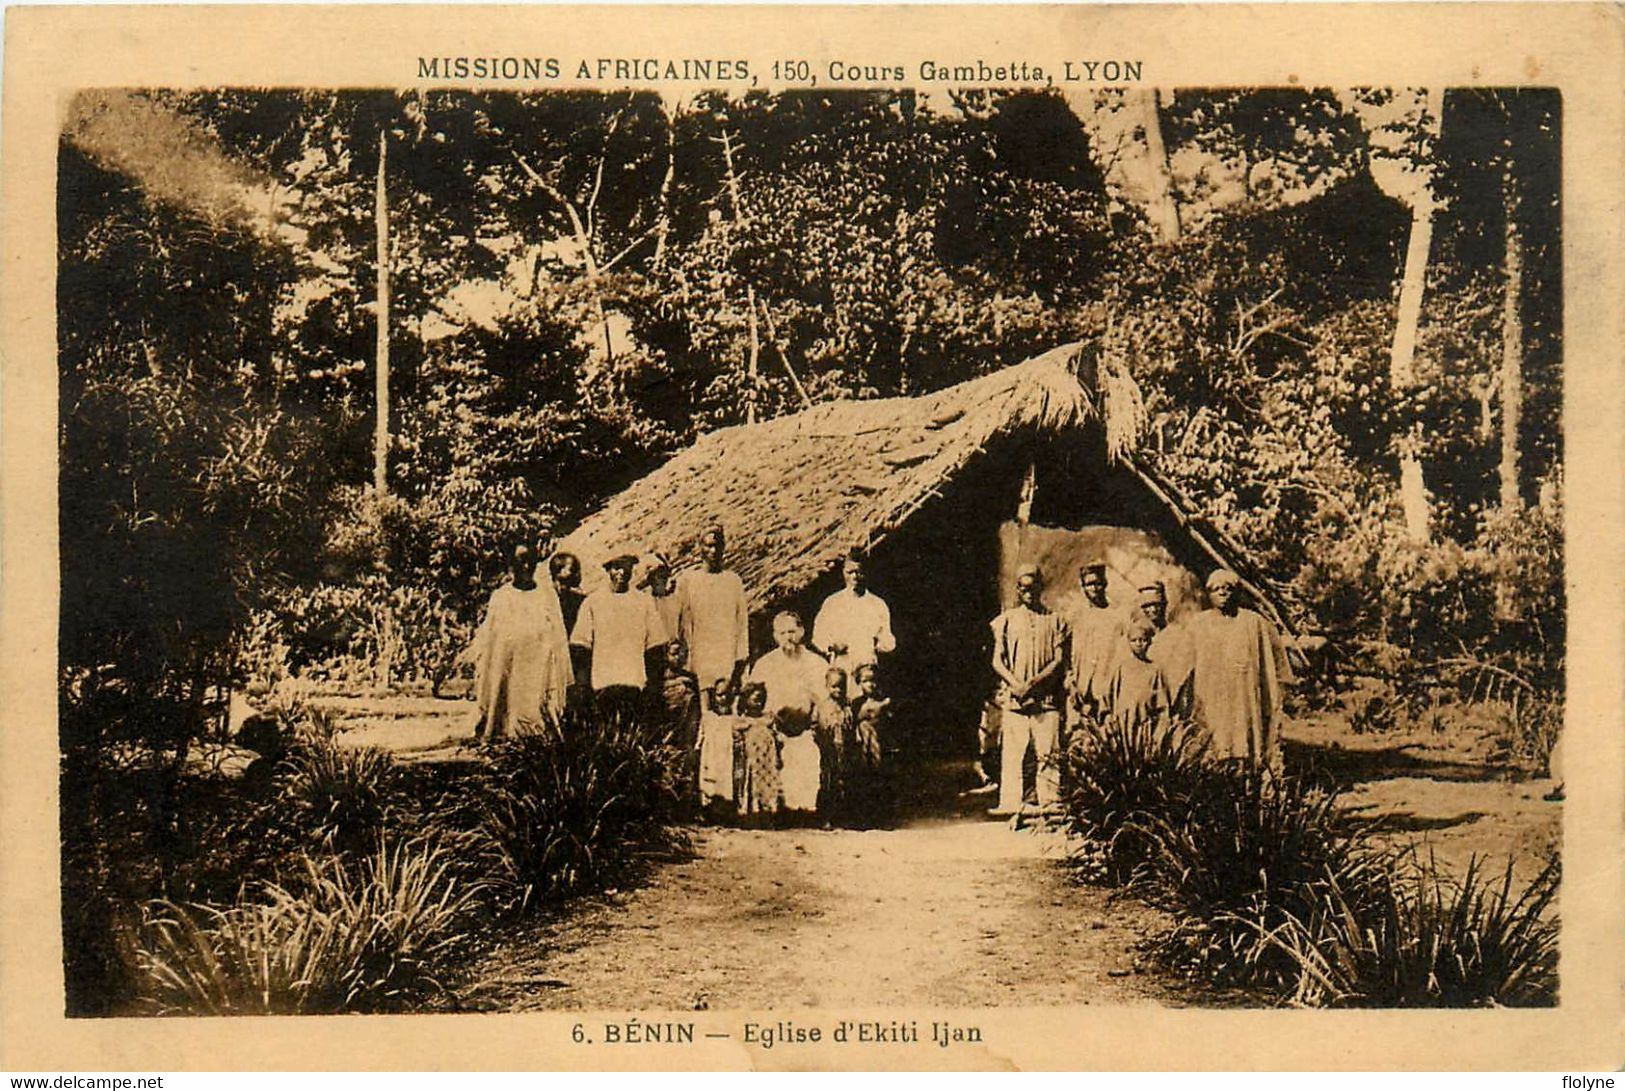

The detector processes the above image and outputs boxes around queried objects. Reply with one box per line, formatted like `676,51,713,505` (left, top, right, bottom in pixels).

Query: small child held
774,705,821,820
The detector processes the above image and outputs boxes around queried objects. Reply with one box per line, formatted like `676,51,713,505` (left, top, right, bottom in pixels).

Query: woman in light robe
468,544,573,741
1186,569,1292,771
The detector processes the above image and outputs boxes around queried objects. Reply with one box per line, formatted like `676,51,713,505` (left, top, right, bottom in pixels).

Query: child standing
733,682,781,820
814,666,853,818
848,663,891,823
697,679,737,813
1102,616,1173,731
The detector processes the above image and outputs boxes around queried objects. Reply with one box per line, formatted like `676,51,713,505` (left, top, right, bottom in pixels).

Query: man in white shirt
570,553,665,720
813,550,896,680
749,611,829,719
676,525,751,695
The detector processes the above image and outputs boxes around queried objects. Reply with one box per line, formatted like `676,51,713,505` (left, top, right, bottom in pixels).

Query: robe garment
1103,653,1174,731
778,732,821,812
469,581,573,737
1186,607,1292,765
571,589,664,691
698,710,737,804
812,588,896,677
748,646,830,720
676,569,751,691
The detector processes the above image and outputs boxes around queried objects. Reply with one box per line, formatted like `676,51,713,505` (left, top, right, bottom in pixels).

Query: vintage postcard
2,2,1621,1073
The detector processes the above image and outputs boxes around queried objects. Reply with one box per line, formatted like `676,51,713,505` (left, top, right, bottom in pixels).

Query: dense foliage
58,86,1563,1010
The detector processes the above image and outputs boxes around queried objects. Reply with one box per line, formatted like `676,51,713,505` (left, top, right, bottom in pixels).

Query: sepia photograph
3,1,1622,1074
54,81,1564,1016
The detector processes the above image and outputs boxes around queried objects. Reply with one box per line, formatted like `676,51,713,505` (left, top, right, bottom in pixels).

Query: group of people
984,560,1292,816
467,526,899,825
468,523,1290,827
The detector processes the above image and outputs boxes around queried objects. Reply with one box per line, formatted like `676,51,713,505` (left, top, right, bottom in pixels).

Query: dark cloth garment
557,587,586,636
593,684,647,725
661,667,701,748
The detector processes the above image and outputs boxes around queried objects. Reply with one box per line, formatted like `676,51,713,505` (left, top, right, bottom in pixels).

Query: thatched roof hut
557,342,1293,639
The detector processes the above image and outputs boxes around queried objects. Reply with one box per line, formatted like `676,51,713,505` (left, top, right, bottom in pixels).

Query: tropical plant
1129,770,1385,990
129,837,477,1015
279,739,398,853
1264,852,1559,1007
473,705,688,913
1062,716,1213,884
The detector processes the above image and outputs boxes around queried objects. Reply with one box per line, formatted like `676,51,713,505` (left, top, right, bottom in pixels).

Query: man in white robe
676,525,751,694
468,543,572,740
1187,569,1292,771
812,550,896,680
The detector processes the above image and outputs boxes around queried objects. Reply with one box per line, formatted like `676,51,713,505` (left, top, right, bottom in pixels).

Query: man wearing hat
570,552,666,717
989,563,1071,816
1186,569,1292,771
1065,562,1121,722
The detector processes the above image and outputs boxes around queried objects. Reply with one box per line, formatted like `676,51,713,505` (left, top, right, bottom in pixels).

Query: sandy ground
452,818,1184,1012
236,689,1561,1009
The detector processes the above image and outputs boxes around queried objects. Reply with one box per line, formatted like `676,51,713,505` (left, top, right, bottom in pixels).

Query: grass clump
1062,720,1560,1006
473,704,689,914
129,836,477,1015
1265,852,1559,1008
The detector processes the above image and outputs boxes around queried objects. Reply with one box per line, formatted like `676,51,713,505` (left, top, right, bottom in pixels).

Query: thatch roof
557,342,1297,635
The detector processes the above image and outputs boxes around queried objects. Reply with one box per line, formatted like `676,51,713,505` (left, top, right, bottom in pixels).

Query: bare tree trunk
1143,89,1182,242
1389,87,1442,542
1499,163,1524,512
373,130,390,498
653,93,686,262
717,126,758,423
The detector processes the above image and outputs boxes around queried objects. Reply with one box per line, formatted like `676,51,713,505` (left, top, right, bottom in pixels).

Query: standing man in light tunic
990,564,1070,816
677,524,751,695
813,548,896,680
1065,562,1120,723
570,553,665,719
1187,569,1292,772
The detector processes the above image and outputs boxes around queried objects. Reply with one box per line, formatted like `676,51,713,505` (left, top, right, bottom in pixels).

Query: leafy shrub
474,704,688,913
279,738,398,854
129,838,477,1015
1062,717,1213,884
1129,770,1384,990
1265,852,1559,1007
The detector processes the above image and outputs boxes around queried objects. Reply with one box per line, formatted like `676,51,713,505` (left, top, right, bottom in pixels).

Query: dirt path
454,815,1185,1011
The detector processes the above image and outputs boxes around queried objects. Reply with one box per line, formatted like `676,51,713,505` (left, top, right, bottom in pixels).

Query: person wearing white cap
1186,569,1292,771
989,563,1070,816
